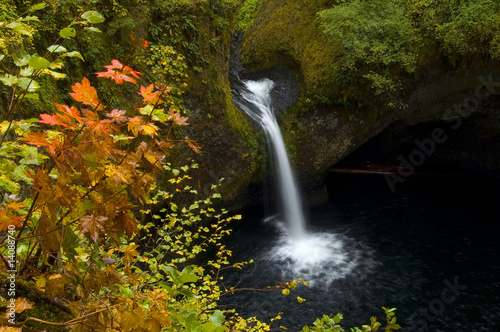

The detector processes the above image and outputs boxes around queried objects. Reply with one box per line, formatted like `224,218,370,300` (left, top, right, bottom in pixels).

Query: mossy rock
239,0,343,100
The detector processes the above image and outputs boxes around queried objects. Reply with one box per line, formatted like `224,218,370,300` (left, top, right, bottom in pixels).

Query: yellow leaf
46,274,66,300
35,275,46,289
119,306,145,331
36,212,61,252
123,244,139,265
139,123,158,136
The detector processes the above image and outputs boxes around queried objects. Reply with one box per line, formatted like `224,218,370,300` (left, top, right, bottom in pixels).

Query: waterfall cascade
234,79,306,239
232,78,373,286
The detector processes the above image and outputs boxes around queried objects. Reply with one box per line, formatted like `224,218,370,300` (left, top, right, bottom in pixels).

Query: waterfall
232,77,374,286
233,79,307,239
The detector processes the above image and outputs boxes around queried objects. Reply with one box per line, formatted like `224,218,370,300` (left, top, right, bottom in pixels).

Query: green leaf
29,2,47,12
170,202,178,212
119,286,134,299
201,322,217,332
333,313,343,324
0,175,20,193
62,51,84,61
17,77,40,92
180,273,198,284
47,45,67,53
0,74,18,86
28,56,50,70
24,93,39,100
77,261,90,272
82,11,105,24
49,59,64,70
12,165,31,182
84,26,102,33
184,313,202,332
208,311,224,327
139,104,154,116
19,16,40,22
59,27,76,38
13,51,29,66
163,266,181,285
7,21,32,37
0,55,5,62
159,282,177,296
20,67,34,77
41,69,66,79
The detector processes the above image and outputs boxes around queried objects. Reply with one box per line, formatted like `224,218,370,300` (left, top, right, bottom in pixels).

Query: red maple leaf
39,114,67,127
69,77,102,110
138,84,162,105
96,59,141,84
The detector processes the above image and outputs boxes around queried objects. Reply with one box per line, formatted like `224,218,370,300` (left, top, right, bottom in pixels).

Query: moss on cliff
239,0,343,102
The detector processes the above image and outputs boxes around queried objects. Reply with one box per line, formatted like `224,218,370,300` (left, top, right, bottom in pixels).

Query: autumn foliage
18,59,200,252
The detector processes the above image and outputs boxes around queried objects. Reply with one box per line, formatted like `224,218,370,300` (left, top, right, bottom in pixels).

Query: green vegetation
318,0,500,100
235,0,262,31
318,0,418,96
240,0,500,111
301,308,400,332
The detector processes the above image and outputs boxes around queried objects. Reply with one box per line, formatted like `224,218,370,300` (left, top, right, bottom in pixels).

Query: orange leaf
0,210,22,232
39,114,65,127
55,104,83,125
113,213,139,237
139,84,162,105
80,215,108,242
168,109,189,126
185,137,201,154
21,132,50,147
106,109,128,123
14,297,35,313
0,327,22,332
69,77,102,110
120,306,146,331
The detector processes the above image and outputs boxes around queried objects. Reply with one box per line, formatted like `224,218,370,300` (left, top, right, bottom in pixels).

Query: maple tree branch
220,286,280,297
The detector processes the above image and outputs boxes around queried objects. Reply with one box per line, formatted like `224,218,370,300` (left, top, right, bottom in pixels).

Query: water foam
266,219,376,287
